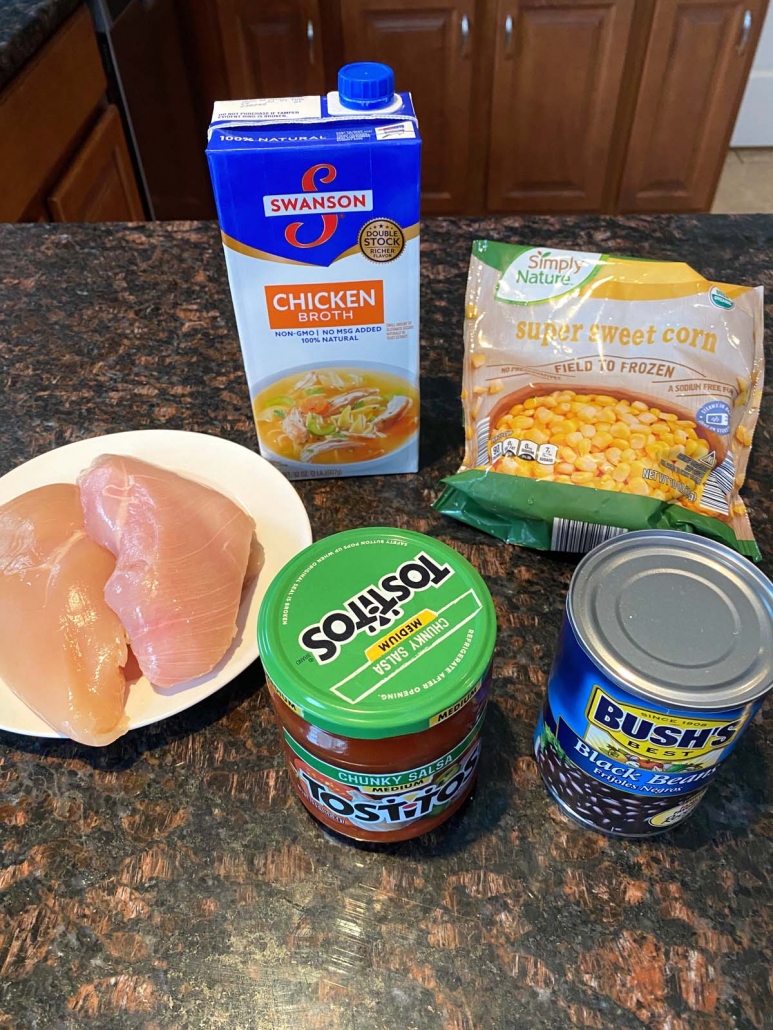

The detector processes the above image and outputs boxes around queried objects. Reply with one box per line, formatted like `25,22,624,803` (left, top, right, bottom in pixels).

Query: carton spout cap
338,63,395,109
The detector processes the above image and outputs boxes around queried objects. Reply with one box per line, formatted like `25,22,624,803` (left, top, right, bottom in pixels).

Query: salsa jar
257,528,497,842
535,530,773,838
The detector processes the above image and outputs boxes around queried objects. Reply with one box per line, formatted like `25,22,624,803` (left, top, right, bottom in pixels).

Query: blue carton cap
338,62,395,109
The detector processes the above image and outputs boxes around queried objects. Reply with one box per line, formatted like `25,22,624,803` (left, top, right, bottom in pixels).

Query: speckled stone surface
0,217,772,1030
0,0,81,92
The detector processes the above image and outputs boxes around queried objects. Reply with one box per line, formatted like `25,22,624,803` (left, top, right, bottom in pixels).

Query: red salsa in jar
257,528,497,842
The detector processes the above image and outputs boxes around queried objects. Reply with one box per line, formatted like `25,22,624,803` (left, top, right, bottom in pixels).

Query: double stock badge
257,528,497,842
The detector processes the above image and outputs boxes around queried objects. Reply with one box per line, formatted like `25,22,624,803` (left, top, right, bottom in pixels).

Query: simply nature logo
496,247,602,305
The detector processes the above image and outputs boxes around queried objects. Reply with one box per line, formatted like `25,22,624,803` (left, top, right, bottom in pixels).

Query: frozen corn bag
435,242,764,558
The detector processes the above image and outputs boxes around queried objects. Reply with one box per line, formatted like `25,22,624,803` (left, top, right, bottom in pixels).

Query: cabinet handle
505,14,514,56
307,18,315,63
737,9,752,54
460,14,470,56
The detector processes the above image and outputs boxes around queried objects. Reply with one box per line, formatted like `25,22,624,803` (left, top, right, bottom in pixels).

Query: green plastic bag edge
433,470,761,561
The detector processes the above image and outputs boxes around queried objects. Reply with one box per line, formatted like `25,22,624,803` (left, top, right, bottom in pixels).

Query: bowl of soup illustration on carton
252,361,419,478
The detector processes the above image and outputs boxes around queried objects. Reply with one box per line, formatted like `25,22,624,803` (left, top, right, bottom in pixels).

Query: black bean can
535,530,773,838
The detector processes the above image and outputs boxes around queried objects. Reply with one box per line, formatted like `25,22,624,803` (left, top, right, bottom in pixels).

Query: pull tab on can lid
338,62,395,109
568,530,773,709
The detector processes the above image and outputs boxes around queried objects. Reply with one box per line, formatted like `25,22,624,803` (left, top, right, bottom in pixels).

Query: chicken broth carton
206,63,421,479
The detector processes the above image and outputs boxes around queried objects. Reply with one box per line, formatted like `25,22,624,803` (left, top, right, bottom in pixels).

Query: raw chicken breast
78,455,254,688
0,484,128,745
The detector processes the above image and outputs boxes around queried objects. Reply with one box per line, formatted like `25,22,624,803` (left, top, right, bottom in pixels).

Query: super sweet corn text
512,320,717,352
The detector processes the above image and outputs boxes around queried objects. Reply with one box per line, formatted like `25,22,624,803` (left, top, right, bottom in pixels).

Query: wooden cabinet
5,0,764,221
48,106,145,222
214,0,326,98
183,0,765,216
0,6,107,222
0,6,144,224
488,0,635,211
618,0,767,211
340,0,475,212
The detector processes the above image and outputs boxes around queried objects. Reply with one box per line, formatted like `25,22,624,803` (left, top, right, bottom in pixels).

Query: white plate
0,430,312,740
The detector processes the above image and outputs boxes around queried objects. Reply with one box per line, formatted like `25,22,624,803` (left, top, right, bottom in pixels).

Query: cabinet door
48,106,145,222
488,0,635,212
340,0,475,213
20,199,50,223
214,0,325,97
618,0,766,211
0,7,106,222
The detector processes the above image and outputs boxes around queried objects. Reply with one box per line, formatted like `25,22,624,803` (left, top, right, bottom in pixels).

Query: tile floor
712,148,773,213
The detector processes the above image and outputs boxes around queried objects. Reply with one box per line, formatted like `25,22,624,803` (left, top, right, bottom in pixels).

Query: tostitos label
282,708,485,834
206,89,420,480
435,242,764,558
534,616,761,837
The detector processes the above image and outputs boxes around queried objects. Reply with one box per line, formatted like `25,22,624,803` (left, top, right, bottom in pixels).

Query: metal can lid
257,528,497,738
568,530,773,709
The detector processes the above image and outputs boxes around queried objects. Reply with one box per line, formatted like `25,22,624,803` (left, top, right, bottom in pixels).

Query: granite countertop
0,216,772,1030
0,0,81,92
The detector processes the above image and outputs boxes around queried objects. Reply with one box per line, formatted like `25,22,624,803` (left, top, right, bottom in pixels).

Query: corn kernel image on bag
434,242,764,558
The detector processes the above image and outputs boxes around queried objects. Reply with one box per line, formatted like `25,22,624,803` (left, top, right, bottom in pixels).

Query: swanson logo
496,247,602,305
263,163,374,249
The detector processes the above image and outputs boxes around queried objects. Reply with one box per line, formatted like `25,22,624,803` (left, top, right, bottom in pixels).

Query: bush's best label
545,689,752,799
586,687,742,761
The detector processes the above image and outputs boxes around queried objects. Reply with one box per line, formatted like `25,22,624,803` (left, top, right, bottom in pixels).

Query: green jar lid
258,528,497,738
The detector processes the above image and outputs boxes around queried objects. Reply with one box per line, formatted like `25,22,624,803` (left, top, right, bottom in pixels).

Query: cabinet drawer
0,7,106,222
48,105,145,223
